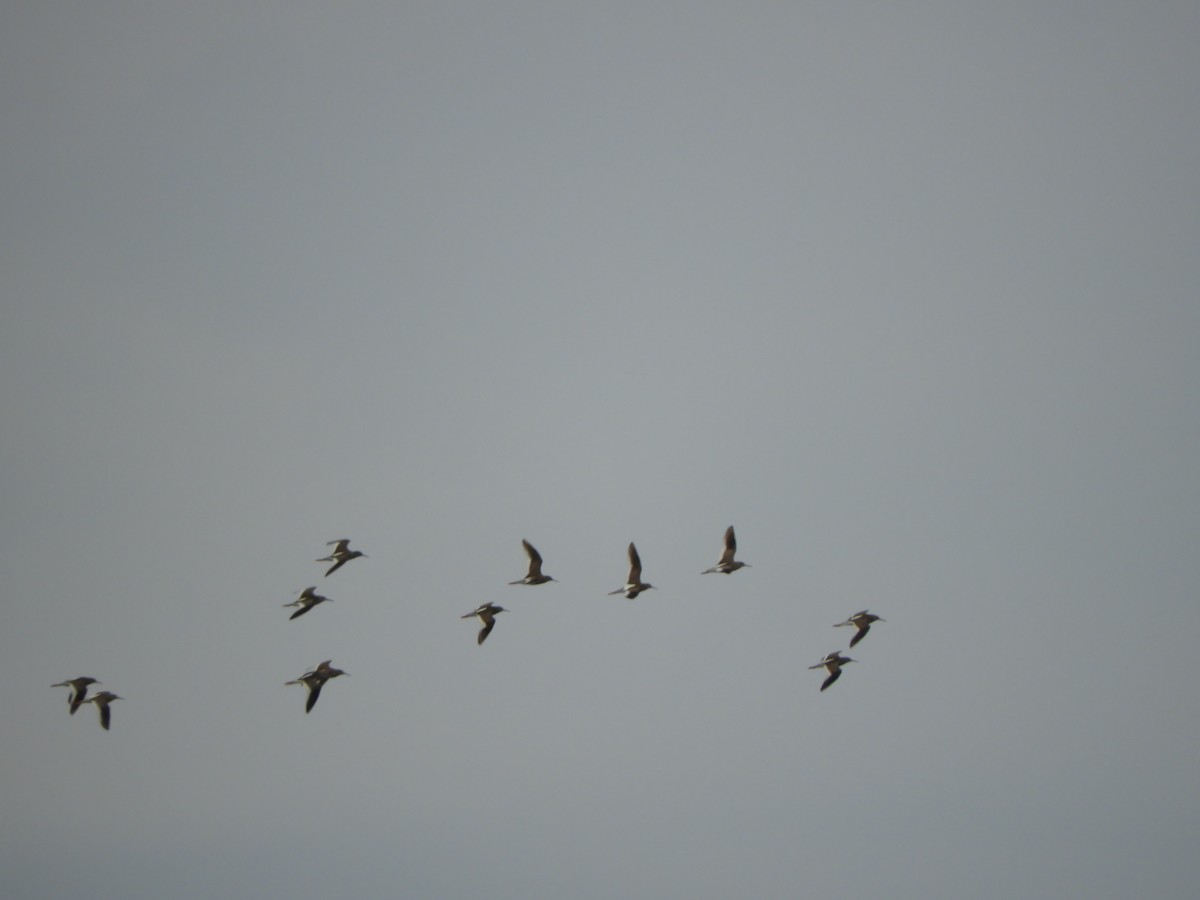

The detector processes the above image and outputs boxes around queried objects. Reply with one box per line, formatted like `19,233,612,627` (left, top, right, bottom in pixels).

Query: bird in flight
87,691,123,730
286,660,349,713
702,525,750,574
52,677,100,715
316,539,367,577
462,603,505,645
608,542,654,599
834,610,885,648
509,539,555,585
809,652,855,692
283,586,333,620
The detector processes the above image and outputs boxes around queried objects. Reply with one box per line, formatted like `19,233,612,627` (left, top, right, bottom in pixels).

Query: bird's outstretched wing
305,681,324,713
820,669,843,692
627,542,643,583
523,540,544,578
719,526,737,565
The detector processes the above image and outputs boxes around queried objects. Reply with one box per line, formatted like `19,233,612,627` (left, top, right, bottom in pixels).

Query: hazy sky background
3,3,1199,898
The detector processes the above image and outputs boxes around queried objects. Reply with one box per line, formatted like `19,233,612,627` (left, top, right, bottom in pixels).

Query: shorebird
835,610,885,648
87,691,122,730
509,539,555,585
462,603,505,645
283,586,332,620
52,677,100,715
316,539,366,577
701,525,750,574
608,542,654,599
286,660,349,713
809,652,855,692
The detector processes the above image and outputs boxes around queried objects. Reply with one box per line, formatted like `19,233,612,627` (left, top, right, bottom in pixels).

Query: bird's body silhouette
835,610,885,648
462,603,505,644
87,691,122,730
702,526,749,574
509,540,555,585
608,542,654,599
286,660,348,713
52,677,100,715
316,539,366,577
809,652,855,691
283,586,332,620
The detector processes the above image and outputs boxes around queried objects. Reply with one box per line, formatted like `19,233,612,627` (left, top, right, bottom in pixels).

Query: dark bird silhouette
286,660,349,713
702,525,750,574
52,677,100,715
835,610,885,648
509,539,555,585
316,539,366,577
283,586,332,620
87,691,122,730
809,652,855,692
608,542,654,599
462,603,505,645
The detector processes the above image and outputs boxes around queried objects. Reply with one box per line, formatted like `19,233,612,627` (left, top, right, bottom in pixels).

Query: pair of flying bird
463,527,751,645
809,610,887,691
601,524,752,593
51,677,122,730
282,539,367,621
508,538,657,597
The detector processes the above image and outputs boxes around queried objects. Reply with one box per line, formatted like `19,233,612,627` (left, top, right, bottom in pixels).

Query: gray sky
3,2,1199,898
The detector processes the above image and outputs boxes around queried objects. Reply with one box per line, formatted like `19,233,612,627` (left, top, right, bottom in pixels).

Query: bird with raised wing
809,652,855,692
52,677,100,715
283,586,332,620
286,660,349,713
608,542,654,599
462,603,505,645
87,691,122,730
509,539,555,585
702,525,750,574
835,610,885,648
316,539,366,577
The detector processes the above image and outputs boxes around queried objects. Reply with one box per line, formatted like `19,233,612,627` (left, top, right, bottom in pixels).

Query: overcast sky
3,3,1199,898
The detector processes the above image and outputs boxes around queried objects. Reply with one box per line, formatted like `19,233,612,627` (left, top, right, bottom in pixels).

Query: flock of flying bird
52,527,888,728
